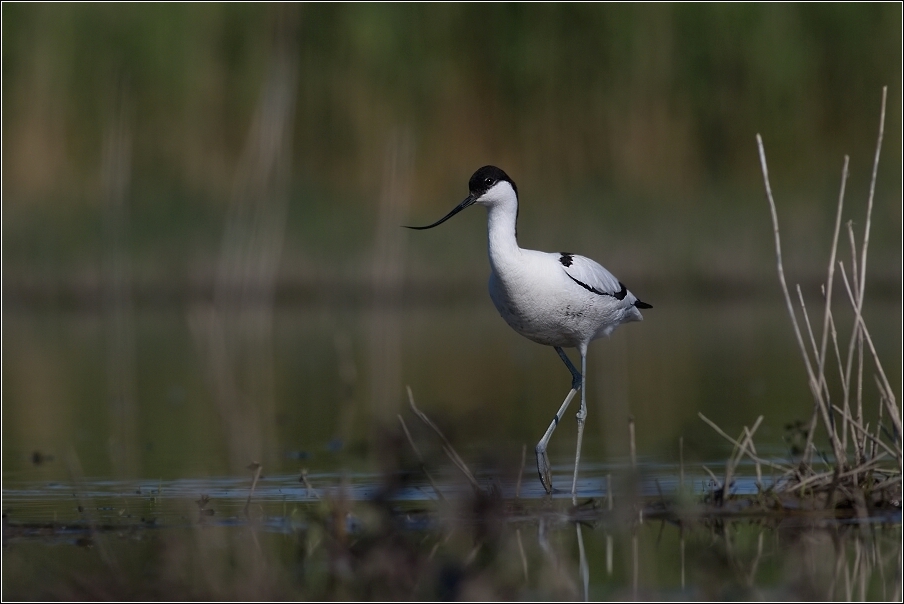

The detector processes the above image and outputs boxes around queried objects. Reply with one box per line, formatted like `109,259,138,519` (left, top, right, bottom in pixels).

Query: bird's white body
484,181,644,352
488,249,643,350
408,166,649,498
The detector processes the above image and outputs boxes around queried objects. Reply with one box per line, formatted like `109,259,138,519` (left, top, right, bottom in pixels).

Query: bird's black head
405,165,519,231
469,165,518,199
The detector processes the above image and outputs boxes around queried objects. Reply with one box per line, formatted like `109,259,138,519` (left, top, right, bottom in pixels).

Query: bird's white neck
485,198,521,267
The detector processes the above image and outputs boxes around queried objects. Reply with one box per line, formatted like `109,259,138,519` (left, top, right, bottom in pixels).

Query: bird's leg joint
571,373,582,391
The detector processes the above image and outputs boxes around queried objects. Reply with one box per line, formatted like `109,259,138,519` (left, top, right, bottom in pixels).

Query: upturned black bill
405,194,477,230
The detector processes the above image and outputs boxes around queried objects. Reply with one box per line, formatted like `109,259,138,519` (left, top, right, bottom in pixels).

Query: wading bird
407,166,651,498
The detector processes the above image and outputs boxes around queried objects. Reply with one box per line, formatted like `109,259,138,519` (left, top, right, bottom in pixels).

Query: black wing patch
567,274,628,300
558,252,574,267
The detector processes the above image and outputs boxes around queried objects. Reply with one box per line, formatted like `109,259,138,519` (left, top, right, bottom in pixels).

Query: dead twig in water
698,413,790,473
298,468,320,500
398,414,446,502
406,386,481,493
244,462,263,517
757,133,846,467
628,415,637,471
516,443,526,500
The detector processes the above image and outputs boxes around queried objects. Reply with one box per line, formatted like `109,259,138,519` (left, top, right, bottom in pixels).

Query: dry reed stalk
368,131,414,421
243,462,263,516
516,528,529,582
743,426,764,491
101,90,138,479
193,27,298,472
576,524,589,601
818,155,848,410
837,264,900,429
631,529,639,598
837,456,893,481
398,414,446,502
797,285,822,369
464,542,482,566
859,87,886,311
843,221,868,461
406,386,482,492
831,404,897,459
607,473,613,510
698,413,790,473
713,416,766,502
515,443,526,499
299,468,319,500
842,222,860,447
780,469,836,494
756,134,846,466
748,87,898,499
628,415,637,471
721,427,743,502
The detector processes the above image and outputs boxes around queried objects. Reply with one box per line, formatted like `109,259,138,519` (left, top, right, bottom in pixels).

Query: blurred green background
2,4,901,482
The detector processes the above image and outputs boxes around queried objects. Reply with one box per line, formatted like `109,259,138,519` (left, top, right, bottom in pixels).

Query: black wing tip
634,300,653,309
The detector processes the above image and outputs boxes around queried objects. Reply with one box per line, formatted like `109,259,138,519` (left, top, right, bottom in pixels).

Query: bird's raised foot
536,445,553,494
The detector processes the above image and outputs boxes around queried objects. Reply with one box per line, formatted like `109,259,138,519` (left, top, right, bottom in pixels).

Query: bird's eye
484,177,494,186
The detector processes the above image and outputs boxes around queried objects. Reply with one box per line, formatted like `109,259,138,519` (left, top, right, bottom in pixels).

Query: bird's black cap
469,165,517,198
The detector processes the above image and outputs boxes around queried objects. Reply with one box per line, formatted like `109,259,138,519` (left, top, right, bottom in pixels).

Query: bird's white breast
488,250,640,349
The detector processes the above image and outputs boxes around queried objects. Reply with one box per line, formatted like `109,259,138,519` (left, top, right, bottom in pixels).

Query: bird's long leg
536,346,583,494
571,349,588,504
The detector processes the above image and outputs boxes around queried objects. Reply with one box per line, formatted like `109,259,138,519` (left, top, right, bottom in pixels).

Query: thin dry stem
756,134,845,466
243,462,263,516
577,524,589,601
797,285,833,407
830,404,897,459
723,416,765,501
406,386,481,492
743,425,764,491
515,443,526,499
797,285,821,367
299,469,319,500
837,263,899,434
516,529,529,582
398,414,446,502
843,258,867,459
628,415,637,471
873,375,901,461
837,454,893,480
698,412,790,472
782,469,836,494
817,154,848,409
856,331,866,460
858,86,887,307
826,307,851,451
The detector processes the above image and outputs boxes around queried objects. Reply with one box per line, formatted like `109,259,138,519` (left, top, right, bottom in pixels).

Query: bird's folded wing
561,254,626,300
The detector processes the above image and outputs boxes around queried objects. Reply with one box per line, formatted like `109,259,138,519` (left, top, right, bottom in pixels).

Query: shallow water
2,298,901,598
3,467,901,600
3,298,900,478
